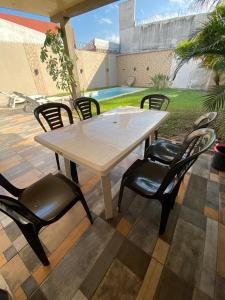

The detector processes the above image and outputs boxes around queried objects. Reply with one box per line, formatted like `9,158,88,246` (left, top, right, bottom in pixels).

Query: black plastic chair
140,94,170,150
34,103,79,183
118,128,216,235
73,97,100,120
144,112,218,165
0,172,93,266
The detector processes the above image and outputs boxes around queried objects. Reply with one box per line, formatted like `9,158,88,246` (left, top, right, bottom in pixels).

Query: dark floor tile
192,289,213,300
215,274,225,300
3,245,17,261
29,289,48,300
117,238,150,279
92,259,141,300
154,267,193,300
206,180,219,211
123,193,148,224
19,244,42,273
191,155,211,179
128,200,161,255
179,205,206,231
4,222,21,242
166,219,205,287
184,174,207,213
80,231,124,298
21,276,39,298
41,218,115,300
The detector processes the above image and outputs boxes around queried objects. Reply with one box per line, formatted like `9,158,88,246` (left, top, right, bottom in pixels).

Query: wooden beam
60,17,80,101
51,0,118,22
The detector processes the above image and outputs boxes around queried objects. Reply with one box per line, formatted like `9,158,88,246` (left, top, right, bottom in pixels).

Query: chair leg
17,223,49,266
118,181,125,212
159,201,171,235
55,153,60,171
144,138,150,153
70,161,79,184
79,195,93,224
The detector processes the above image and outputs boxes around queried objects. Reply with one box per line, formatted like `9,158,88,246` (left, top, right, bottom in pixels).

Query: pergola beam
51,0,118,21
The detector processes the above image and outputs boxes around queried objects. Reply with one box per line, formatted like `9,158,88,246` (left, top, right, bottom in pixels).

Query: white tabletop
35,106,169,175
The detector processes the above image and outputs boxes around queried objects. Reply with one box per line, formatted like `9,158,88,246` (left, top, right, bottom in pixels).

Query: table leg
64,157,72,179
101,174,113,219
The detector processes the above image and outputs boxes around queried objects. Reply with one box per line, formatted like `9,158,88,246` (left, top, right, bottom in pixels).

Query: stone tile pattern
0,109,224,300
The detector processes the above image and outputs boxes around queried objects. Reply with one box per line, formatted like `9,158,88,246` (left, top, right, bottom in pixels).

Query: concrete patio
0,107,225,300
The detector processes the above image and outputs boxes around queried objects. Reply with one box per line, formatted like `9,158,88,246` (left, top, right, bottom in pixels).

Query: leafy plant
40,28,76,97
150,74,169,90
174,2,225,141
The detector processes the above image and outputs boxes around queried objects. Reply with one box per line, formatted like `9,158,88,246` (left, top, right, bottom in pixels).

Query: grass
99,87,206,138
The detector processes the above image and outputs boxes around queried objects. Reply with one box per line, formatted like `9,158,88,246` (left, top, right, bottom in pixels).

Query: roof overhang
1,0,118,22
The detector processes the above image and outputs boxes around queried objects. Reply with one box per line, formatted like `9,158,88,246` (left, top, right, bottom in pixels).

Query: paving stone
117,238,150,279
91,259,141,300
179,205,206,231
19,244,42,273
206,180,219,211
0,228,12,253
191,155,211,179
155,267,193,300
3,245,17,261
199,218,218,298
72,290,88,300
219,192,225,225
29,288,48,300
192,288,213,300
128,200,161,255
215,274,225,300
0,254,29,293
152,239,170,265
217,223,225,278
4,222,21,242
40,218,115,300
123,194,148,224
13,234,27,252
21,276,39,298
166,218,205,287
184,174,207,213
80,231,124,298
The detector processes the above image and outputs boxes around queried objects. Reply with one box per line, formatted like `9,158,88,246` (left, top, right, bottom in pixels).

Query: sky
0,0,214,45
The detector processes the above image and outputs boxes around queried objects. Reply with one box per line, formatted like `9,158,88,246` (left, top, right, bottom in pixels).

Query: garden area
97,87,205,139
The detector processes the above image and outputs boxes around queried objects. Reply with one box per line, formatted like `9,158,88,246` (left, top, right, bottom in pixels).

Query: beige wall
0,42,118,103
116,50,173,87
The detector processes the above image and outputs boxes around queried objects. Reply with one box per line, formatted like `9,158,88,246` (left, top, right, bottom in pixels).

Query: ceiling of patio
1,0,118,19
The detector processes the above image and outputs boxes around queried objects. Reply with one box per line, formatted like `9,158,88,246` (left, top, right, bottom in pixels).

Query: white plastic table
35,106,169,219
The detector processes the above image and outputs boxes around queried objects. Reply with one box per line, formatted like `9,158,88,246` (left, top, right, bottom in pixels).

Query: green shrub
150,74,169,90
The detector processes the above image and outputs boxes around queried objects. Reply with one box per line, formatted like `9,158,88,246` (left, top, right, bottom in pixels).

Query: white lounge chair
0,91,25,108
13,92,49,113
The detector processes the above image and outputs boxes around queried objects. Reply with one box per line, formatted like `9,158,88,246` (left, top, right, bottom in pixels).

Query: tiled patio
0,107,225,300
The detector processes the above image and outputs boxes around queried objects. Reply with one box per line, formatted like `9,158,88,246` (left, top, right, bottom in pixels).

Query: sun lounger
0,91,25,108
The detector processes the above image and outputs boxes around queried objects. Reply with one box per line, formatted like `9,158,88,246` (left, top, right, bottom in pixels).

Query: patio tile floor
0,108,225,299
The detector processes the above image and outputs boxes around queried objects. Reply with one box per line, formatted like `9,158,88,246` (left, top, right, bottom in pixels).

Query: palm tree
174,2,225,112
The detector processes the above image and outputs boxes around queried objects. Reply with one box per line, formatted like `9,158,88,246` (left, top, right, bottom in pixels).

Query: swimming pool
84,87,146,101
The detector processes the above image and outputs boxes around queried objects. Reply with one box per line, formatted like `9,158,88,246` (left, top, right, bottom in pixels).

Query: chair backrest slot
73,97,100,120
34,103,73,132
140,94,170,111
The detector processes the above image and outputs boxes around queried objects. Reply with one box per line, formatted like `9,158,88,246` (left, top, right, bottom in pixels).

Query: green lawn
99,88,206,138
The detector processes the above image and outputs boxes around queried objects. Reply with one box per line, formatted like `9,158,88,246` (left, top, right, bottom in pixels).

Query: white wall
170,58,212,90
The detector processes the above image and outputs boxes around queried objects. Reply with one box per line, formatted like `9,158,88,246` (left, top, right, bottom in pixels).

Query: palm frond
203,85,225,111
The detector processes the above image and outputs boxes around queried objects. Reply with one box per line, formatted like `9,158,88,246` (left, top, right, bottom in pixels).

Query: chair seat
19,173,79,222
145,139,182,164
124,159,174,197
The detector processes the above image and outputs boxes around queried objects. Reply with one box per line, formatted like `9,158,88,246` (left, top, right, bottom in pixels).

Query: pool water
84,87,146,101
